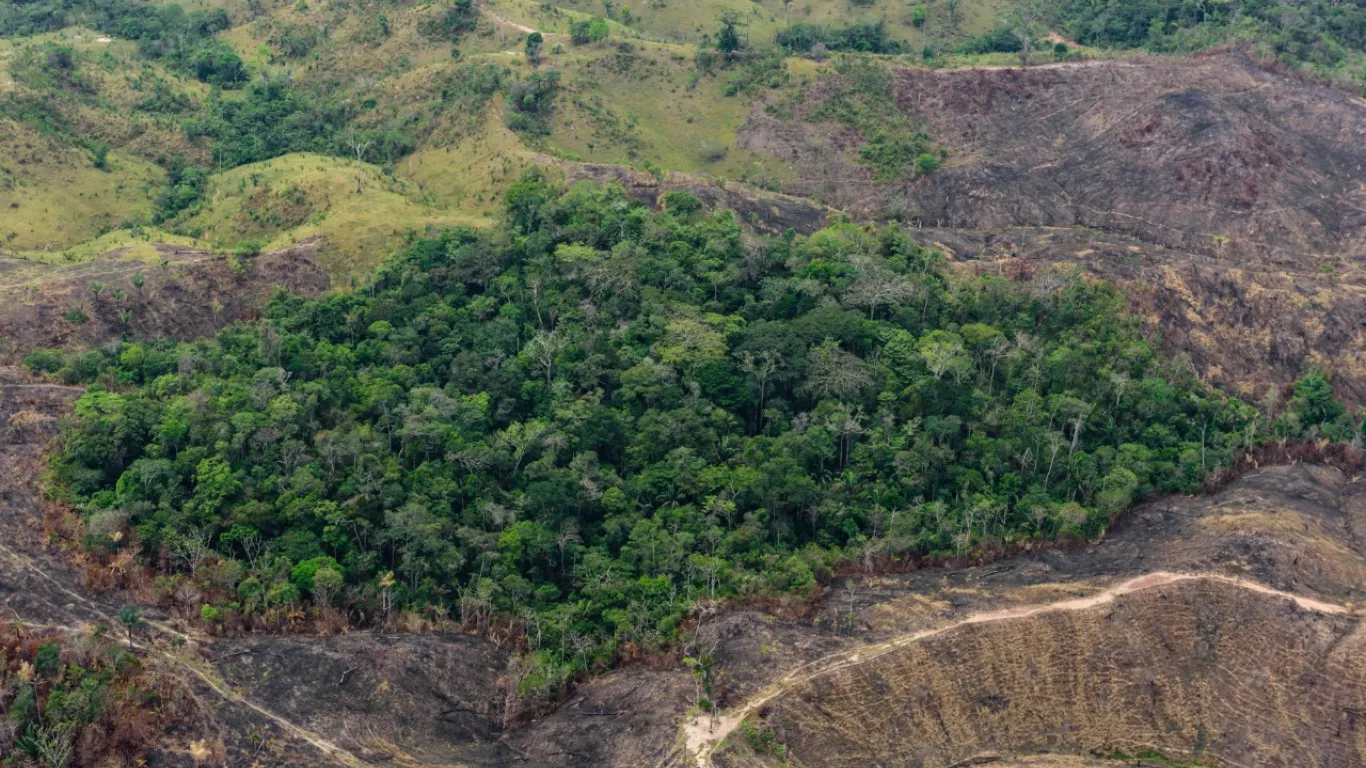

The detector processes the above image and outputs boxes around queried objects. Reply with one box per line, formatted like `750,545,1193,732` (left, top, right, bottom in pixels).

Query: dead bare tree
1007,0,1048,67
347,135,374,194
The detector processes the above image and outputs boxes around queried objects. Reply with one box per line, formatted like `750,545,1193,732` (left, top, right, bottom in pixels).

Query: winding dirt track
0,534,368,767
681,570,1356,767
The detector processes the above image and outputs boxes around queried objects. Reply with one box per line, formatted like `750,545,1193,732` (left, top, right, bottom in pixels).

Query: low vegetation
0,622,187,765
810,57,943,180
1,0,246,87
1054,0,1366,83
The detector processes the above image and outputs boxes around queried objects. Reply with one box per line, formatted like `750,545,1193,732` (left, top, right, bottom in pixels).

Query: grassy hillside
4,0,1363,286
174,152,486,279
505,0,1009,47
0,118,163,252
0,0,1038,281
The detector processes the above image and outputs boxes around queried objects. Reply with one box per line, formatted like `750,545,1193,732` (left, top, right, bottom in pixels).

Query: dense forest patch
38,177,1359,701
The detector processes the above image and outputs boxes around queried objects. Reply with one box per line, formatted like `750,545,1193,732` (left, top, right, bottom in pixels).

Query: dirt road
681,570,1355,766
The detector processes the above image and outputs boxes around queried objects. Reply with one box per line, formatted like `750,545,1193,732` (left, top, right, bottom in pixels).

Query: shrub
25,349,64,374
422,0,476,41
34,642,62,674
698,138,728,162
570,16,610,45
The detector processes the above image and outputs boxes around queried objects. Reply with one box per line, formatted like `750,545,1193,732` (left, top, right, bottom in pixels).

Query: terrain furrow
682,570,1356,767
0,535,370,767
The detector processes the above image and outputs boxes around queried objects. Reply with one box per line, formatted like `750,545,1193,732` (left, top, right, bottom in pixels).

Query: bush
662,190,703,217
775,21,901,54
422,0,476,41
504,71,560,136
957,26,1023,55
90,141,109,170
34,642,62,674
570,16,610,45
154,155,208,224
698,138,728,162
25,349,63,374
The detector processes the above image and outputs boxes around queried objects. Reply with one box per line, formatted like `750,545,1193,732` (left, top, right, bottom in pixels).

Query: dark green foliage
717,14,743,54
570,16,611,45
421,0,477,41
333,129,414,166
1,0,247,87
957,25,1024,55
1282,367,1357,441
526,31,545,64
1050,0,1366,84
34,642,62,675
153,154,208,223
183,77,355,169
504,71,560,137
775,21,903,54
810,58,941,180
89,141,109,170
49,178,1267,697
190,44,248,87
25,349,64,374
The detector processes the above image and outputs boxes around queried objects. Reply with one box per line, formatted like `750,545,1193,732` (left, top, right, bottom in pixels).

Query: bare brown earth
3,51,1366,767
724,578,1366,768
453,463,1366,768
910,224,1366,405
2,366,1366,765
743,52,1366,263
736,51,1366,405
4,363,1366,766
0,239,330,358
686,464,1366,768
537,53,1366,407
